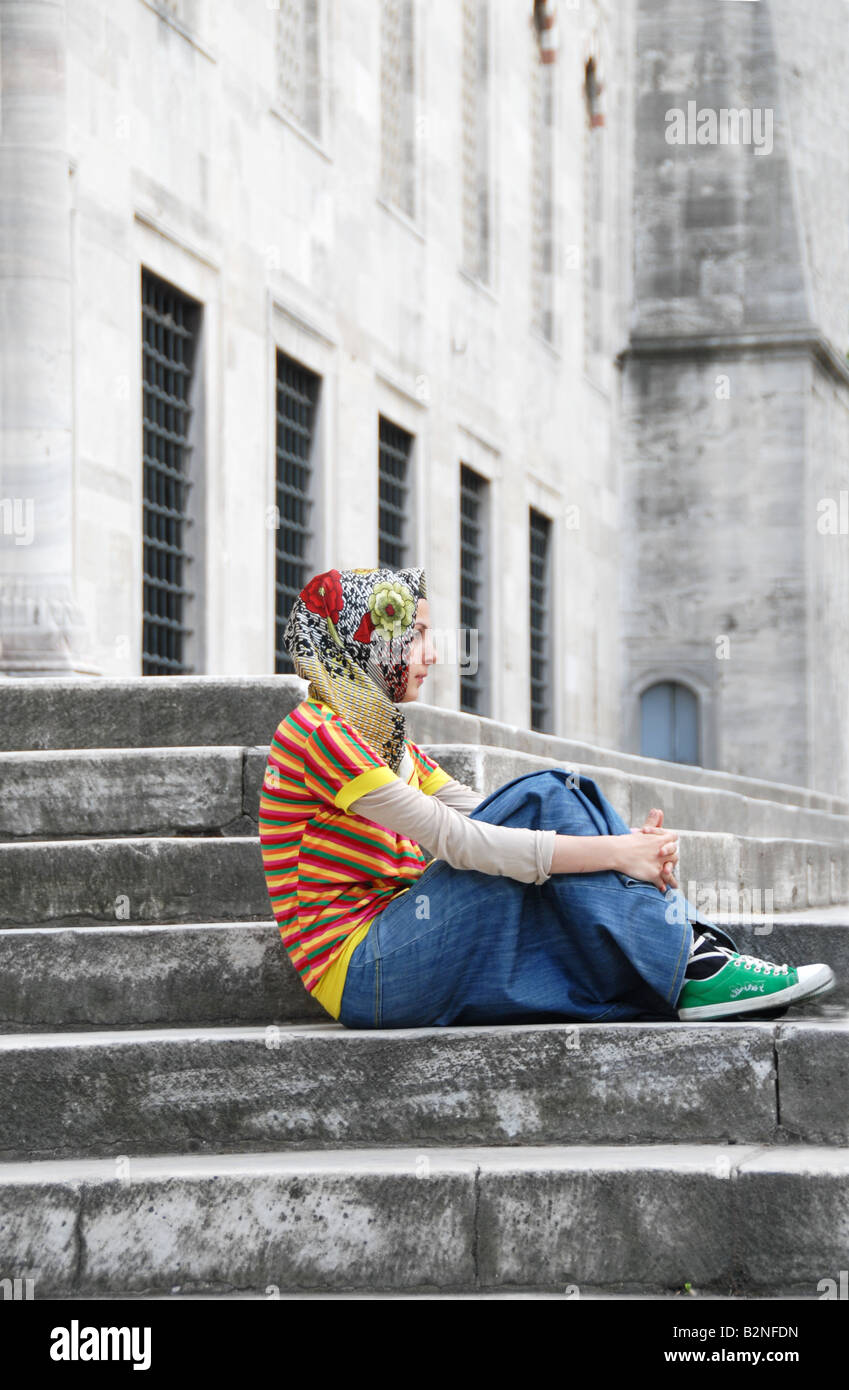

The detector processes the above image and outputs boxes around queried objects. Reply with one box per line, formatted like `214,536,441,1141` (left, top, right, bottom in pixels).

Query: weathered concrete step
1,832,847,927
97,1288,822,1299
0,675,304,754
2,1143,847,1296
0,922,325,1029
416,746,849,844
0,748,257,841
5,742,847,845
0,837,268,926
2,1017,847,1162
1,674,845,817
1,911,847,1031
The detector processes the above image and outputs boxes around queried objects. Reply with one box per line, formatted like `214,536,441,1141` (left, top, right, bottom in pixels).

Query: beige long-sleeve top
348,751,557,885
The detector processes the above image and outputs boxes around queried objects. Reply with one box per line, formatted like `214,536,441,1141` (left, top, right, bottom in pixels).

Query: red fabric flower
301,570,343,625
353,611,375,643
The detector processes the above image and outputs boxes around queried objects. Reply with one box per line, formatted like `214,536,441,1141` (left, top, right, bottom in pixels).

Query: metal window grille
584,57,605,362
461,0,491,283
530,22,555,343
275,353,320,674
141,268,201,675
378,417,412,570
275,0,321,138
529,507,552,732
459,464,488,715
380,0,415,218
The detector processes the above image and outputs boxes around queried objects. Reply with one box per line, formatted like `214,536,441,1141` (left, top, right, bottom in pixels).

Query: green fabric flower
368,579,415,641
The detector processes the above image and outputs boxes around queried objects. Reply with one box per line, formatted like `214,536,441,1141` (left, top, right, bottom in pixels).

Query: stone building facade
0,0,846,796
620,0,849,799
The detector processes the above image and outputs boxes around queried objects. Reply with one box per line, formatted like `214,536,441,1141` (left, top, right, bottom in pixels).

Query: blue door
640,681,699,765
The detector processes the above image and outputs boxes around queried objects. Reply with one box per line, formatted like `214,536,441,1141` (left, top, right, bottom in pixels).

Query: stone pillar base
0,660,103,678
0,584,101,678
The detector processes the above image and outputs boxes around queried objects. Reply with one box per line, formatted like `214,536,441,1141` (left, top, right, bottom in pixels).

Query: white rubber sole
677,962,836,1021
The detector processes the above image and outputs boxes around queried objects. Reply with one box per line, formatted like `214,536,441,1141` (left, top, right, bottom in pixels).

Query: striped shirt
259,696,452,1016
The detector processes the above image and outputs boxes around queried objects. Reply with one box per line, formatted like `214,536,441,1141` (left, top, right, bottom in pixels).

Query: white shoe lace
732,952,790,976
690,935,791,977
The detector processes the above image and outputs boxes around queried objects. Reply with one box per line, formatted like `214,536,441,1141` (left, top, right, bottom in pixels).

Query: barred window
459,464,490,715
529,507,552,731
641,681,700,766
275,353,321,674
141,268,202,676
378,417,413,570
530,7,556,343
380,0,416,218
584,56,605,363
461,0,492,283
274,0,321,138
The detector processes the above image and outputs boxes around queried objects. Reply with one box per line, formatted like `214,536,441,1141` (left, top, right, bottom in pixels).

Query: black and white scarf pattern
282,565,428,774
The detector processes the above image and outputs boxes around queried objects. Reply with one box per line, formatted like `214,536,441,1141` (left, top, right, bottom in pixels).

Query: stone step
85,1288,818,1300
0,837,268,927
4,743,848,844
1,674,845,817
417,746,849,844
67,1289,795,1300
1,910,846,1032
0,922,325,1030
1,1143,847,1296
0,747,255,841
2,1016,847,1163
1,831,847,928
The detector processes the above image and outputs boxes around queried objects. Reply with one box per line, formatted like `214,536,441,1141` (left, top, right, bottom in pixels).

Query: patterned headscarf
282,565,428,774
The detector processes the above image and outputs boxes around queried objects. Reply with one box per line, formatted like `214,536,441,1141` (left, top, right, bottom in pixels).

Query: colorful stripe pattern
259,697,451,995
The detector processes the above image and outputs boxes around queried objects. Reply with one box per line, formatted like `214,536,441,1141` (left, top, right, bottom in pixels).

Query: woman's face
398,597,437,702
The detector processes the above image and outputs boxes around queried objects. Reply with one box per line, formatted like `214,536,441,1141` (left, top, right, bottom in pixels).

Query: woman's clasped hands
615,806,680,893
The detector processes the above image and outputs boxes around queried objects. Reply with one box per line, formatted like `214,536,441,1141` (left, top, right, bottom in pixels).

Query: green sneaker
678,952,835,1021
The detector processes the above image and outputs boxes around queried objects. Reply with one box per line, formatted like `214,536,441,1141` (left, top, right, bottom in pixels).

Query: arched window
640,681,700,765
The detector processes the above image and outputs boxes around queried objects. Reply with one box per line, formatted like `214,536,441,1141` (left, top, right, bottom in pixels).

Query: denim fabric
337,768,739,1029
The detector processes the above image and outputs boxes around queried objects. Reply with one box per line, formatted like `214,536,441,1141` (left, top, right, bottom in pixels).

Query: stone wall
33,0,627,751
619,0,849,795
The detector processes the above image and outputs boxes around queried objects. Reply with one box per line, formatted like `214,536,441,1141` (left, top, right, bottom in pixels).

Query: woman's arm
426,783,660,876
550,835,622,875
348,777,556,884
430,779,483,814
350,778,679,890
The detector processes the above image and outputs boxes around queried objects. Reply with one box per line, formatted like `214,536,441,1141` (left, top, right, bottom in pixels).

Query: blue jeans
338,769,739,1029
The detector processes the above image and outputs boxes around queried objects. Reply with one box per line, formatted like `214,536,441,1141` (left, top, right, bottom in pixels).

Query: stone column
618,0,815,788
0,0,96,675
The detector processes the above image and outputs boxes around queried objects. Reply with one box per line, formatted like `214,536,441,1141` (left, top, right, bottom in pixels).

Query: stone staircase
0,675,847,1298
